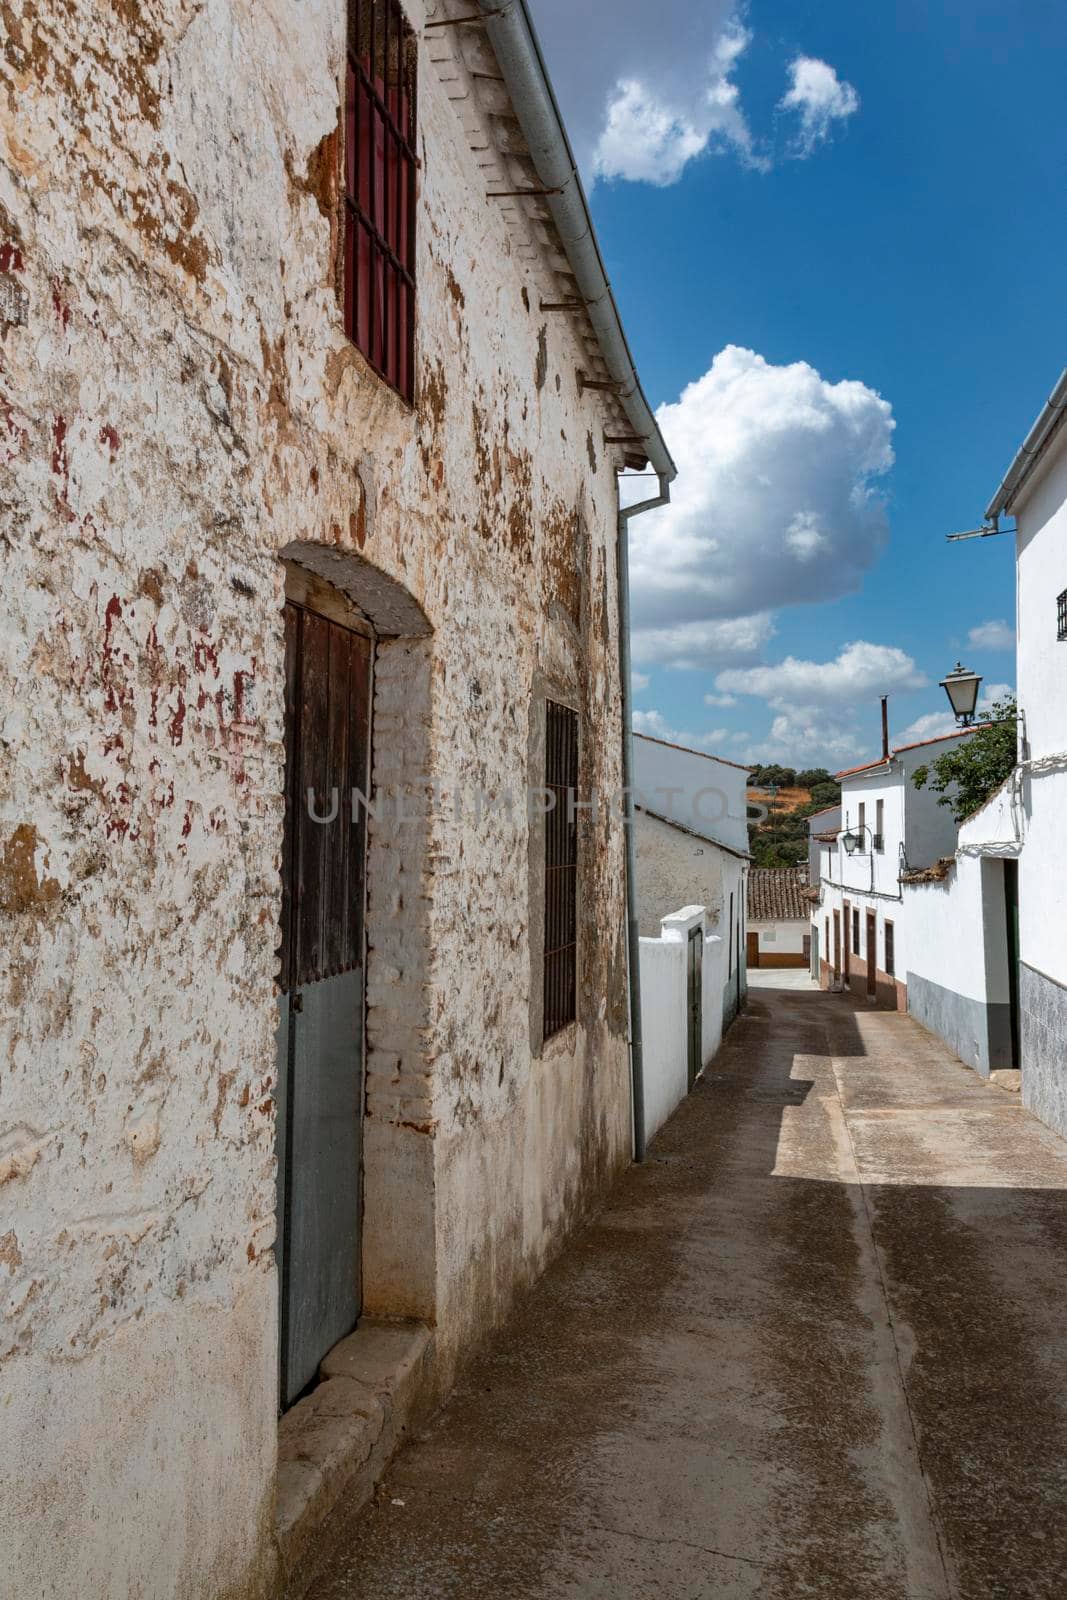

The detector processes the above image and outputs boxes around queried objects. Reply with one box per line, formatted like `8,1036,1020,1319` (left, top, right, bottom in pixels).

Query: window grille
1058,588,1067,642
852,908,860,954
543,701,578,1040
345,0,417,401
885,919,896,977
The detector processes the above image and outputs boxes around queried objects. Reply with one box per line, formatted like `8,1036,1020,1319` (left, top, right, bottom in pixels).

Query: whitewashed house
746,868,810,968
976,370,1067,1132
897,779,1019,1076
889,369,1067,1124
632,732,750,1026
0,3,676,1595
811,728,976,1006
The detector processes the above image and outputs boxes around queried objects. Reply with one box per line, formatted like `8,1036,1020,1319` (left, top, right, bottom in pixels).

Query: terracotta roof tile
747,867,809,922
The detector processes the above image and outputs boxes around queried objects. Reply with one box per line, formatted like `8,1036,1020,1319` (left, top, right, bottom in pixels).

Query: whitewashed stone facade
0,3,670,1594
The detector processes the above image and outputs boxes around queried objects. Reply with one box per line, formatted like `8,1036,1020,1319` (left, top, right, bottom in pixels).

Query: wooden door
686,925,702,1089
277,598,372,1409
843,900,851,984
746,930,759,969
866,911,877,998
833,911,841,982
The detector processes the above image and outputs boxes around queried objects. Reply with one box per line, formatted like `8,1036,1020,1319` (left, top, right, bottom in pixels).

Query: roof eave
479,0,675,482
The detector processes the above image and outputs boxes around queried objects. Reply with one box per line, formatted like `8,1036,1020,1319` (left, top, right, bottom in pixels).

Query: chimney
880,696,890,762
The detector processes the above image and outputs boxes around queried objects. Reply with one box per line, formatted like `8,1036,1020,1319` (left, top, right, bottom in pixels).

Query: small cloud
631,671,650,693
592,19,767,186
780,56,859,157
632,708,732,754
704,691,738,708
967,619,1015,652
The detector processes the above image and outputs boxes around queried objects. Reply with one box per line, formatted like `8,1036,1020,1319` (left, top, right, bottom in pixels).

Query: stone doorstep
989,1069,1023,1093
275,1319,435,1594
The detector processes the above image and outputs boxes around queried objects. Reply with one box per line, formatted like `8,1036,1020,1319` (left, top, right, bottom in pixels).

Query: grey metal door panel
275,991,290,1317
282,967,363,1405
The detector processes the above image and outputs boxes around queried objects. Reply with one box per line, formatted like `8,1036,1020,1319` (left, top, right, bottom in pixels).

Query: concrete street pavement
299,986,1067,1600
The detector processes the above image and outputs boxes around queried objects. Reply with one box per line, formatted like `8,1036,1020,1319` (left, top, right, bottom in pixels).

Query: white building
982,369,1067,1136
897,778,1018,1076
632,732,750,1027
811,729,976,1006
746,868,810,968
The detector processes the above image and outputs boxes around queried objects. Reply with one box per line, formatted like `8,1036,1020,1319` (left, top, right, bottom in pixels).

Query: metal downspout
617,474,671,1162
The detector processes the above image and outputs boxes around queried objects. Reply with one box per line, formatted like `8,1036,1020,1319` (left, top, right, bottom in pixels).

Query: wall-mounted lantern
939,662,982,726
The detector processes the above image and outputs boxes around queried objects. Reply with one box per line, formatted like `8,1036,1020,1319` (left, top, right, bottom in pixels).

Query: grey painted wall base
906,971,1013,1077
1020,962,1067,1142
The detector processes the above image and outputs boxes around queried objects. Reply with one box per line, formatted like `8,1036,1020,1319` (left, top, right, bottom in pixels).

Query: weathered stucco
1,2,636,1593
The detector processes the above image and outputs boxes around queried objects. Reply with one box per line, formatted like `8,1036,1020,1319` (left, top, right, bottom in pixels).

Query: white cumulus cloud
592,21,764,185
715,641,927,707
530,2,770,186
631,611,775,671
633,709,730,750
629,347,895,667
967,619,1015,652
779,56,859,156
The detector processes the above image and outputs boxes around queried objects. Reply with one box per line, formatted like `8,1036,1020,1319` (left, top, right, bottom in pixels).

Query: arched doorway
275,549,431,1408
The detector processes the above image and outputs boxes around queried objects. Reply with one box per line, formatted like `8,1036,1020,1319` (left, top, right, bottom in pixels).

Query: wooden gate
686,925,703,1089
276,595,372,1409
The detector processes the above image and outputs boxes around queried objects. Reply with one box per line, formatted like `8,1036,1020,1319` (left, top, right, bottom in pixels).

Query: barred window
543,701,578,1040
345,0,417,401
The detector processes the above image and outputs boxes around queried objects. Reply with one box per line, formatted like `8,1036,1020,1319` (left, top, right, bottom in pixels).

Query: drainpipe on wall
617,473,671,1163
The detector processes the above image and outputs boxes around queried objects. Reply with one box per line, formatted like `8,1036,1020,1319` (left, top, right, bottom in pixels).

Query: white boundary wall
639,905,724,1140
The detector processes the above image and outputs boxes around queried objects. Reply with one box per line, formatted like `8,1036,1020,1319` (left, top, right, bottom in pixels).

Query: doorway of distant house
866,910,877,999
843,899,851,987
687,925,703,1089
833,910,841,984
276,585,372,1410
1004,860,1021,1067
746,930,759,969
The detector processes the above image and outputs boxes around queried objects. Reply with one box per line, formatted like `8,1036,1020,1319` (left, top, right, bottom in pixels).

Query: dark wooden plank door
746,930,759,969
277,599,371,1409
686,925,702,1089
866,911,877,998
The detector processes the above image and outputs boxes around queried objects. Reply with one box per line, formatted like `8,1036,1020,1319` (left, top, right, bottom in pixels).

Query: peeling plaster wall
1,3,631,1593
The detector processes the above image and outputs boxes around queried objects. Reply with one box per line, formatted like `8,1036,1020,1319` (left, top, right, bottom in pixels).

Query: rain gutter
986,367,1067,521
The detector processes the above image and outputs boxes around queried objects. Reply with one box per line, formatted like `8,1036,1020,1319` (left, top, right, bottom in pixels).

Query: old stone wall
1,1,632,1594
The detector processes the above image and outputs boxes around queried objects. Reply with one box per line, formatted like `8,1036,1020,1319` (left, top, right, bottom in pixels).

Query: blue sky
532,0,1060,770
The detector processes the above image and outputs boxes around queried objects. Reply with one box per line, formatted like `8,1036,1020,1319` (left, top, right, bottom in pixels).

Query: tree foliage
911,701,1018,823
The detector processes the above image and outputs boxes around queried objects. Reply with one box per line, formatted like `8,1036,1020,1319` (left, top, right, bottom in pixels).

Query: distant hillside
746,767,841,869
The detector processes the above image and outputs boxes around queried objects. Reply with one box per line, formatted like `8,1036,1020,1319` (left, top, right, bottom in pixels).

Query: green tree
911,700,1018,823
796,768,832,787
808,780,841,807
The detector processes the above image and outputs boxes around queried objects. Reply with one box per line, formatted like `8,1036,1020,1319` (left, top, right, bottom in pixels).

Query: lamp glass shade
940,663,982,721
842,831,862,856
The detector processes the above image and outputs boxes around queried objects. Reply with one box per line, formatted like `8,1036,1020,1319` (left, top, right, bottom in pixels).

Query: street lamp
842,826,869,856
939,662,983,727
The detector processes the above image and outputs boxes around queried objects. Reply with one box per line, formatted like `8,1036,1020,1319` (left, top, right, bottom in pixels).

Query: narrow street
301,984,1067,1600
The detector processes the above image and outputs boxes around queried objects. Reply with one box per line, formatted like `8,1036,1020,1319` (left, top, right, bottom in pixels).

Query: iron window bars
543,700,579,1040
1058,588,1067,642
345,0,417,401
